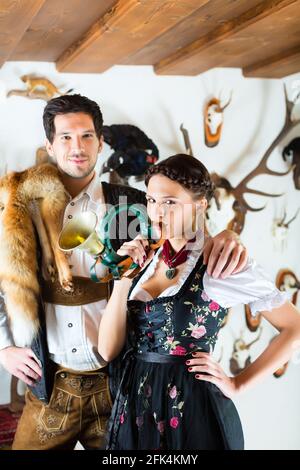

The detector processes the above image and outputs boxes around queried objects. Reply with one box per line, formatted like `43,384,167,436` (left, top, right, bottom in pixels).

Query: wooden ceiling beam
0,0,46,68
154,0,298,76
243,45,300,78
56,0,207,73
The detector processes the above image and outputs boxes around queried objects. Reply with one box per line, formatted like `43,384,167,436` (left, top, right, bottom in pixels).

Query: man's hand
0,346,42,386
203,230,248,279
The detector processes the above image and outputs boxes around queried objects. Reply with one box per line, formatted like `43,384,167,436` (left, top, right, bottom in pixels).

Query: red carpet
0,406,22,448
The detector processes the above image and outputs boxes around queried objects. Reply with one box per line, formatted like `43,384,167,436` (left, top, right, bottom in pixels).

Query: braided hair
144,154,215,202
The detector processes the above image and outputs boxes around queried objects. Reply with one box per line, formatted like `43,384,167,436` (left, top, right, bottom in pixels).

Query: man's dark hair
43,94,103,143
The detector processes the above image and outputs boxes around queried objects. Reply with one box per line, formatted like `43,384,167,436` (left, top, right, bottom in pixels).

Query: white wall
0,61,299,450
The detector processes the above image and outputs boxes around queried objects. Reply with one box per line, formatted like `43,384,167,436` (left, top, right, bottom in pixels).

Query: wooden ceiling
1,0,300,78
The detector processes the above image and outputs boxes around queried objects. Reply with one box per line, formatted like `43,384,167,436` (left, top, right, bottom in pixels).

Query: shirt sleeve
202,258,289,317
0,290,15,350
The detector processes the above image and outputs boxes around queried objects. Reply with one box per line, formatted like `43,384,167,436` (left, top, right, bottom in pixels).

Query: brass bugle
58,211,105,257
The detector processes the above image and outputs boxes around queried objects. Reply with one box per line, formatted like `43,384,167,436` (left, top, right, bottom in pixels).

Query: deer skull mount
244,304,262,333
204,92,232,147
229,327,262,376
268,269,300,378
276,269,299,309
282,137,300,190
272,207,300,252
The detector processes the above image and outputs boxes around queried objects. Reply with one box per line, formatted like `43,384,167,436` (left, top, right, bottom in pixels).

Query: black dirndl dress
107,254,244,450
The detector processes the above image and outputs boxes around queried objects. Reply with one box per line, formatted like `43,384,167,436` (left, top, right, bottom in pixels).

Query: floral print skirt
107,357,244,450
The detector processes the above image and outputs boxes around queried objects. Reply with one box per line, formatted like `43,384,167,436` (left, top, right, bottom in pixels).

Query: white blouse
129,244,288,317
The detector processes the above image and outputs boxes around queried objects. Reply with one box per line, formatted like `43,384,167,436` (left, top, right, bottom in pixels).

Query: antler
284,207,300,227
180,123,193,156
219,90,233,112
244,327,262,350
232,85,300,212
278,208,287,225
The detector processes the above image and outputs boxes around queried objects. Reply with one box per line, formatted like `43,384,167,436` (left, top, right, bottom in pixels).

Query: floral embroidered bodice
127,254,228,357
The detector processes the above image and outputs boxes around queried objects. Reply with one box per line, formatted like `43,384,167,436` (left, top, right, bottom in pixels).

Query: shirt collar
71,173,104,205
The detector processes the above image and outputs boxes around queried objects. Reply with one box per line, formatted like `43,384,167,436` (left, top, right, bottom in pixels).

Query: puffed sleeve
202,258,289,317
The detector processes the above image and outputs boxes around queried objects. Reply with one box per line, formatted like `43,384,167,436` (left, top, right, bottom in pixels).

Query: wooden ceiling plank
121,0,263,66
56,0,208,73
154,0,298,75
9,0,117,62
243,45,300,78
0,0,46,67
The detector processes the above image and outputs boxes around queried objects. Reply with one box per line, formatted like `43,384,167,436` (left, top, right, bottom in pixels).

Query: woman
98,154,300,450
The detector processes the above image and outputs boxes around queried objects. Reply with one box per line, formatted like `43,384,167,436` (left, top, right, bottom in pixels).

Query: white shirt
44,175,111,370
0,174,110,369
129,243,288,317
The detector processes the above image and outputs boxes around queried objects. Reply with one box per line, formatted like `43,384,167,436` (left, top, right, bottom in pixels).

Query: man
0,95,248,450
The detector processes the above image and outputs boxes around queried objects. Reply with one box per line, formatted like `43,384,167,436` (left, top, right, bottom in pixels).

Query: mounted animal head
101,124,159,185
244,304,262,332
268,268,300,378
272,207,300,251
206,86,300,235
282,137,300,189
276,269,300,307
229,327,262,376
204,92,232,147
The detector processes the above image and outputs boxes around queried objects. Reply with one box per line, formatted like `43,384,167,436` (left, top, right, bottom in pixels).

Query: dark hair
43,94,103,143
144,154,215,202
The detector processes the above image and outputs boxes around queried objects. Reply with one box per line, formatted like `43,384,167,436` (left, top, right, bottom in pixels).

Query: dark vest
29,182,147,403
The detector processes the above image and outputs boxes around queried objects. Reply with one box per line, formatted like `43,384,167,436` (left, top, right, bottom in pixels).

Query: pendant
166,267,176,279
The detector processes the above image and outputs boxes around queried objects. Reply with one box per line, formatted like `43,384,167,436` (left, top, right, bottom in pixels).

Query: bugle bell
58,203,162,281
